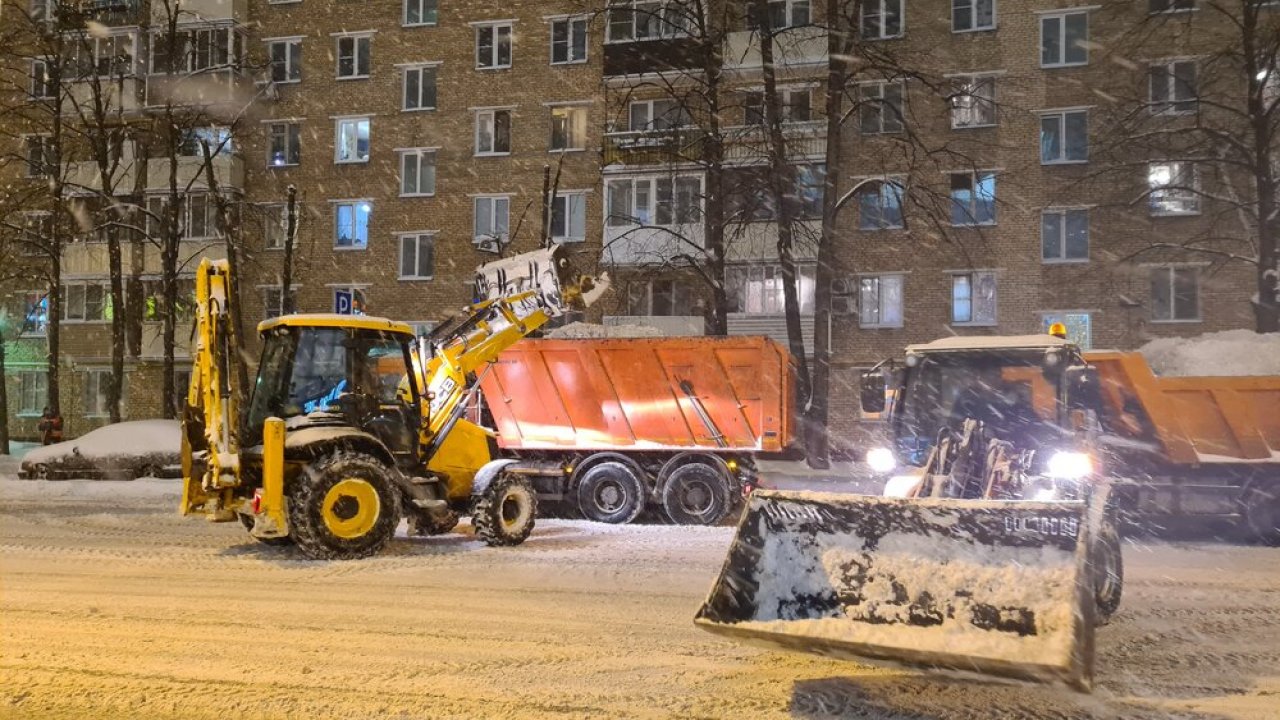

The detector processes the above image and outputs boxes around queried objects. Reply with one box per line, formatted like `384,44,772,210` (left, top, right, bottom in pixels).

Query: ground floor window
18,371,46,415
625,278,698,316
951,271,997,325
83,368,120,417
1040,311,1092,348
727,264,815,315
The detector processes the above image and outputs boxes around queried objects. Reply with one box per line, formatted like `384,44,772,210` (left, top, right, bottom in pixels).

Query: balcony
723,121,826,163
62,0,145,27
603,223,705,266
604,128,706,166
149,0,246,23
146,70,255,116
65,154,245,195
724,26,828,74
604,37,705,77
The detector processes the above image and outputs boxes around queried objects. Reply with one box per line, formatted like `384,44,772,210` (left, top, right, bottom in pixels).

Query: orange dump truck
1086,351,1280,535
477,336,796,525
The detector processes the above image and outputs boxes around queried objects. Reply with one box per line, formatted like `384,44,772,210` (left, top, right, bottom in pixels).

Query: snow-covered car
19,420,182,480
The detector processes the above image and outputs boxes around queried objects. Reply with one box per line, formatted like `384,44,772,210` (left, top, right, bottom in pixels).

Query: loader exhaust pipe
695,490,1100,690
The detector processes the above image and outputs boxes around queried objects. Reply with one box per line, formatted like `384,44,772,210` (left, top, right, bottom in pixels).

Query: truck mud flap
694,491,1098,690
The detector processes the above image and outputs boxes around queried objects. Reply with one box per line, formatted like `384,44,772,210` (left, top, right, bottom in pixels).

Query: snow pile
546,322,665,339
23,420,181,465
1139,330,1280,377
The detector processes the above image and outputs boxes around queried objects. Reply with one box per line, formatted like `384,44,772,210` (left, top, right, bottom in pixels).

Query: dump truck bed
1085,351,1280,465
480,336,794,452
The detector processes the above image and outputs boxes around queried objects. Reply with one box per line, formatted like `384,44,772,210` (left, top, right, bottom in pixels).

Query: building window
1041,209,1089,262
268,122,301,167
1041,312,1092,348
263,287,297,318
1040,11,1088,68
1040,110,1088,164
1150,266,1200,321
475,109,512,155
30,59,55,99
399,233,435,279
18,371,47,415
626,278,698,316
858,82,904,134
856,179,904,230
476,23,513,69
262,204,288,250
606,0,691,42
859,275,904,328
403,65,438,111
951,271,997,325
76,32,137,78
183,194,221,240
750,0,811,30
860,0,904,40
20,290,49,334
30,0,53,23
400,149,436,196
605,176,702,226
336,35,371,79
333,287,367,315
24,135,52,178
726,265,816,314
152,27,241,74
627,99,691,131
1148,162,1199,215
404,0,437,26
1149,0,1194,13
474,196,511,245
59,283,108,322
724,165,823,221
950,75,996,128
334,201,371,249
952,0,994,32
268,39,301,83
1150,61,1197,114
83,369,117,417
551,17,588,64
335,117,370,164
550,192,587,242
743,88,812,124
550,106,588,151
177,127,232,157
949,171,996,226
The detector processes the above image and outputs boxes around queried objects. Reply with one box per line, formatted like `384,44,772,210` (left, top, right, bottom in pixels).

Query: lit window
334,201,371,249
268,122,301,167
951,271,997,325
550,106,588,150
726,264,815,314
475,109,512,155
1148,162,1199,215
335,117,370,163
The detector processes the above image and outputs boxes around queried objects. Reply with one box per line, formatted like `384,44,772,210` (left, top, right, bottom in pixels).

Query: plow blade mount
695,491,1098,690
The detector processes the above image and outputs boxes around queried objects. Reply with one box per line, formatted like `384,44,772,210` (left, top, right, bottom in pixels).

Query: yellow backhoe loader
180,247,603,560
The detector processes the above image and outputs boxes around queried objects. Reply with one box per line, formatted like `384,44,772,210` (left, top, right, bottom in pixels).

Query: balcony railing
604,128,706,166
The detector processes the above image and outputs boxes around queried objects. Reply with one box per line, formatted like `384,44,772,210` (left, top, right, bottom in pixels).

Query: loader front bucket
695,491,1098,690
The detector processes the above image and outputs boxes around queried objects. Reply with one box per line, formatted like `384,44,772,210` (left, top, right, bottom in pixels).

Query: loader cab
878,336,1088,467
245,315,423,463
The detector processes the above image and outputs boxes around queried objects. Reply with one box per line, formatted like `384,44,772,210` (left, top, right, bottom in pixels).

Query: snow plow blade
695,491,1097,690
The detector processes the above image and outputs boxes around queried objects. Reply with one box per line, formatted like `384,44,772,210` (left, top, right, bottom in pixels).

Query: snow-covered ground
2,475,1279,719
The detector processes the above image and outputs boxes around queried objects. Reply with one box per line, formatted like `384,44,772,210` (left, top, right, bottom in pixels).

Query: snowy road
2,478,1279,720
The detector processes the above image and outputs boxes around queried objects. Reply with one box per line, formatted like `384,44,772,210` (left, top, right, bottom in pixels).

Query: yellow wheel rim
321,478,381,540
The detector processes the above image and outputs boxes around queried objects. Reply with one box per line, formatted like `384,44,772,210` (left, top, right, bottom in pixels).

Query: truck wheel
1243,486,1280,544
238,513,294,547
287,452,402,560
472,472,536,546
575,461,645,524
1092,521,1124,624
661,463,732,525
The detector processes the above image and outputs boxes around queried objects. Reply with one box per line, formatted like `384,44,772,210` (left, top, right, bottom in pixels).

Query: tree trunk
161,137,181,419
803,0,855,468
752,0,811,403
0,338,9,455
282,184,297,315
106,220,125,423
46,253,61,416
128,136,150,358
701,24,728,337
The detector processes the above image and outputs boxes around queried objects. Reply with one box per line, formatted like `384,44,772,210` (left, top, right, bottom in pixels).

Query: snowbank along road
1,477,1279,720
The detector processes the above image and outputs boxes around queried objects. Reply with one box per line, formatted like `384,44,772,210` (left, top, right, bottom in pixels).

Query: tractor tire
661,462,732,525
286,452,402,560
575,461,645,524
238,513,294,547
408,509,461,536
472,472,537,547
1242,485,1280,544
1092,520,1124,624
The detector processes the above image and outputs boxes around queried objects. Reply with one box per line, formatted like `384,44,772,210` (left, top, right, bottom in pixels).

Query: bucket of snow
695,490,1097,690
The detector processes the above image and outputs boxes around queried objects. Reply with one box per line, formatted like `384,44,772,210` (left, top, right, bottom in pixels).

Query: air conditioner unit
473,236,502,255
831,277,855,296
831,295,856,316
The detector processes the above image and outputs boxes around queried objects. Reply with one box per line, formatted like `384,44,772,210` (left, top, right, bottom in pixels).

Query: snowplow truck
478,336,794,526
696,333,1119,690
180,247,604,560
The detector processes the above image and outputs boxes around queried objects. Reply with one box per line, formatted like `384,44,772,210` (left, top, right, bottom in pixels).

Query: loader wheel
1092,521,1124,624
238,513,294,547
287,453,402,560
1242,486,1280,544
575,461,645,524
472,473,536,547
661,463,732,525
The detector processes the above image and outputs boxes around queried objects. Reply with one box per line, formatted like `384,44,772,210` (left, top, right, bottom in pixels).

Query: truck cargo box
480,336,794,452
1086,351,1280,466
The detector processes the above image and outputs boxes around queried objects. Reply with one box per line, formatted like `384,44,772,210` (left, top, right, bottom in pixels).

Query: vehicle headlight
1046,451,1093,480
866,447,897,474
